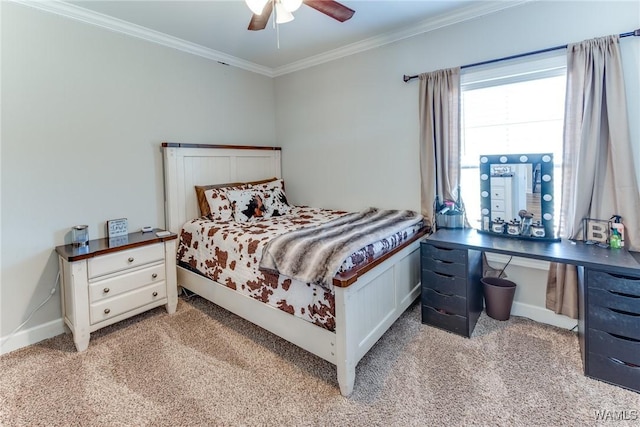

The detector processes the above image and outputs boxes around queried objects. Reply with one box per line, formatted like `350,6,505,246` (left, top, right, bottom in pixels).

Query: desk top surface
426,229,640,276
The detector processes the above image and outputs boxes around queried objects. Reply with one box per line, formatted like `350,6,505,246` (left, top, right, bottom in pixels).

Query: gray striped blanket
259,208,423,290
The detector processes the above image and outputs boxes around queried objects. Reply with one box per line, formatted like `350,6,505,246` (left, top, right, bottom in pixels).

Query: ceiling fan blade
303,0,355,22
248,1,274,31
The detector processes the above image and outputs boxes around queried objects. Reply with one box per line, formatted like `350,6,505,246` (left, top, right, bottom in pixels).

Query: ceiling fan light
281,0,303,12
275,2,294,24
246,0,269,15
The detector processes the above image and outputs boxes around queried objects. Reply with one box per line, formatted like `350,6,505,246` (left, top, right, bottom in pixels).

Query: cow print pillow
226,189,269,223
249,179,291,217
203,187,237,221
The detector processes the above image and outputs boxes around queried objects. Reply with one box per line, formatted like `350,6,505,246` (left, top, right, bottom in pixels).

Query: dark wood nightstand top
55,229,177,262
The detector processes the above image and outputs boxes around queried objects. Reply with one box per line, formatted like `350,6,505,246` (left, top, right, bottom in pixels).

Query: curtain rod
403,29,640,83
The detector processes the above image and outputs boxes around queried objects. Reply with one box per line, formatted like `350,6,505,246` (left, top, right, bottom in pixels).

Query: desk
421,229,640,393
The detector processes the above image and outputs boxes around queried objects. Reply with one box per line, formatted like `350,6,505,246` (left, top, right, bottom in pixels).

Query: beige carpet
1,295,638,426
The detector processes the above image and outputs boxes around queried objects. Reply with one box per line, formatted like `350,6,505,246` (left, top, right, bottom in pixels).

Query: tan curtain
547,35,640,317
418,67,461,228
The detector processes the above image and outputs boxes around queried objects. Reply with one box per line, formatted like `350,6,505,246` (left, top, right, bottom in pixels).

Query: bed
162,143,427,396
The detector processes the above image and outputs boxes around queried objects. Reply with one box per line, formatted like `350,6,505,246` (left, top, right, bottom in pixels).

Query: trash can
481,277,517,321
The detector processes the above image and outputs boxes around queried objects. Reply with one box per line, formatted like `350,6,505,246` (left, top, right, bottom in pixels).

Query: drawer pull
608,357,640,369
433,271,454,279
609,290,640,299
152,273,158,279
606,272,640,281
103,287,110,294
608,307,640,317
152,291,158,297
432,288,455,297
436,308,454,316
128,257,135,263
607,332,640,343
104,308,110,314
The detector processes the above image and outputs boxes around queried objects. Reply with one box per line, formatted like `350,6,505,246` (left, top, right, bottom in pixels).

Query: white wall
1,2,275,351
275,0,640,327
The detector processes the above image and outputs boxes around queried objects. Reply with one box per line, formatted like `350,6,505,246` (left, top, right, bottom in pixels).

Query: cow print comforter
177,206,423,331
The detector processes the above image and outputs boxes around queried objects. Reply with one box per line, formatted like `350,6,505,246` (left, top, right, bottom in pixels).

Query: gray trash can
481,277,517,321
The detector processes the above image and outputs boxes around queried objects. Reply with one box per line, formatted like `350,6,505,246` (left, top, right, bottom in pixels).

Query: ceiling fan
246,0,355,31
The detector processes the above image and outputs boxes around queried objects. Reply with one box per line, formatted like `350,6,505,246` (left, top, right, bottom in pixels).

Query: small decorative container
491,218,505,234
507,220,521,236
531,221,545,238
72,225,89,247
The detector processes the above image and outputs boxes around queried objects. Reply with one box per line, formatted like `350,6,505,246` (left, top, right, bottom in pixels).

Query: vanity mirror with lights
479,153,558,241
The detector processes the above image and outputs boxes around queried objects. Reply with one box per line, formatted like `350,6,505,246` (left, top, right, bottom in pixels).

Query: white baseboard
511,301,577,330
0,318,66,355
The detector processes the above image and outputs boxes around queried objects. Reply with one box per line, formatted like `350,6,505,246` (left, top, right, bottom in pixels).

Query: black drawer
588,270,640,295
421,244,467,264
422,257,467,278
422,288,467,317
588,328,640,365
587,352,640,393
589,305,640,341
422,269,467,296
422,305,468,336
588,287,640,315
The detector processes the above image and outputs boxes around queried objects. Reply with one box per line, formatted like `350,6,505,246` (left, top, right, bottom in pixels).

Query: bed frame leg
337,362,355,396
334,286,356,397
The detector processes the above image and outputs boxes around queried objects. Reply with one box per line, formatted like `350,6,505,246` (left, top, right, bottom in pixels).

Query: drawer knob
104,308,111,314
152,273,158,279
128,257,134,263
152,291,158,297
103,287,110,294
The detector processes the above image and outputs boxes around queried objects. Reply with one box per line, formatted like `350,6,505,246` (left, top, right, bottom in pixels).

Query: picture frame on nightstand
107,218,128,238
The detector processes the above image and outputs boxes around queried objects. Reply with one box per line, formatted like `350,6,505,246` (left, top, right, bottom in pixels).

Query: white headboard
162,143,282,233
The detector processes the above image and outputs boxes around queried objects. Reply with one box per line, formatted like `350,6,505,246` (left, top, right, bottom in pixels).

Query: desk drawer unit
585,269,640,393
421,241,483,338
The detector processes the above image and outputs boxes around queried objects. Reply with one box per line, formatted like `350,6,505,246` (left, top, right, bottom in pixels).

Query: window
459,53,567,230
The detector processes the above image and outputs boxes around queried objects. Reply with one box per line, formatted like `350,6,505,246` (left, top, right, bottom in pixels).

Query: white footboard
334,240,421,396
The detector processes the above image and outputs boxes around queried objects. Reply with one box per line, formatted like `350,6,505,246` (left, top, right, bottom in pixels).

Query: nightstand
55,229,178,351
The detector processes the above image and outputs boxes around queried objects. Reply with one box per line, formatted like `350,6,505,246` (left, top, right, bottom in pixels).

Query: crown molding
13,0,531,79
11,0,275,77
272,0,532,77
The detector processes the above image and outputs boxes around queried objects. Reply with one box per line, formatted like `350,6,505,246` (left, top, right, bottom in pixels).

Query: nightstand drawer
88,243,164,278
422,269,467,296
89,263,165,302
422,258,467,279
588,329,640,364
491,200,505,212
422,288,466,317
588,305,640,341
587,352,640,393
491,187,506,200
90,281,167,324
421,305,468,336
421,244,466,264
